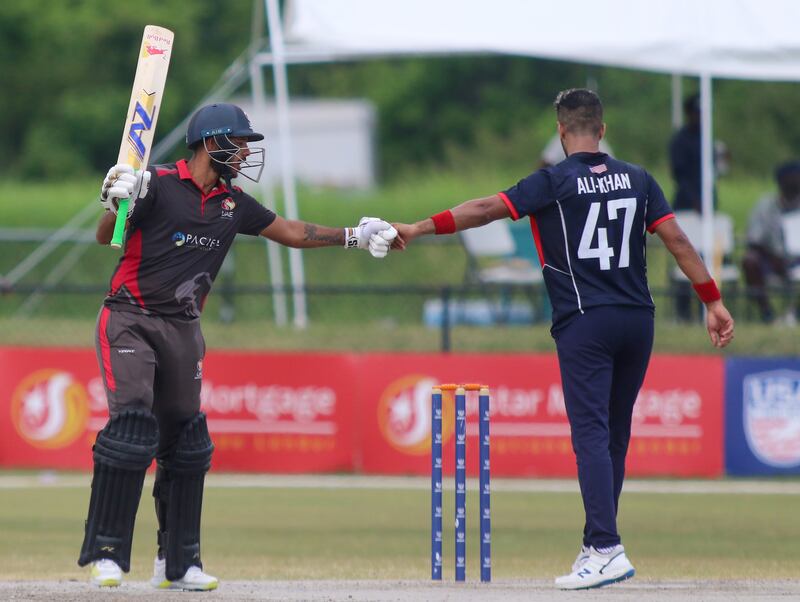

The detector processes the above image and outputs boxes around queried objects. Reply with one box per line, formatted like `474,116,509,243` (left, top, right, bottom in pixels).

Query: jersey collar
176,159,230,196
569,151,607,161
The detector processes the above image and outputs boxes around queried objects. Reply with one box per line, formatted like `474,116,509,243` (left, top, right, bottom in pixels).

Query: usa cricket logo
743,369,800,467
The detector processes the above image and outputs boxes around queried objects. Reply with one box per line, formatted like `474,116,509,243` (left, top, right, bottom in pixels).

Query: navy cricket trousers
554,305,654,548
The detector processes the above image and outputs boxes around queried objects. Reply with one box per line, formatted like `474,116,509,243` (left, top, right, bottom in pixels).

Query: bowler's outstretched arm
393,194,512,248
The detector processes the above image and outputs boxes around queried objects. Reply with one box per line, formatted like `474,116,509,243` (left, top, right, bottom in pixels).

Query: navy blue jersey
499,152,674,330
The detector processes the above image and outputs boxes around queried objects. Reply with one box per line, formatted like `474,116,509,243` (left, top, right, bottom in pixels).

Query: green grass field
0,168,774,230
0,316,798,355
2,475,798,581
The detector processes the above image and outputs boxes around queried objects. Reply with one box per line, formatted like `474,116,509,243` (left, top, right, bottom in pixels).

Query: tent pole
671,74,683,129
699,74,715,277
266,0,308,328
250,58,289,327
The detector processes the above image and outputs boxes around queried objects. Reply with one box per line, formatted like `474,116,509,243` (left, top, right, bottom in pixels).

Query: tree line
2,0,799,181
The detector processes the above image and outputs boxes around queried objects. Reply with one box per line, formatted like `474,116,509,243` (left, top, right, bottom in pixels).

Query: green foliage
290,56,590,176
3,1,800,181
0,0,254,179
290,58,800,180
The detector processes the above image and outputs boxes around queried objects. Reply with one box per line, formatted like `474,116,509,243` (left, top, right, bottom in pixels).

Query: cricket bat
110,25,174,248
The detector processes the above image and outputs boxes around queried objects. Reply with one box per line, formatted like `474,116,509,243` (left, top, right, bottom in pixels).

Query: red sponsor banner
0,347,106,469
628,355,724,476
360,354,572,477
0,347,723,477
0,347,356,473
359,354,724,477
200,351,356,473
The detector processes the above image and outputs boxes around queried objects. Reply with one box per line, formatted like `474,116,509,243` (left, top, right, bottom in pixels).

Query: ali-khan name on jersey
577,173,632,195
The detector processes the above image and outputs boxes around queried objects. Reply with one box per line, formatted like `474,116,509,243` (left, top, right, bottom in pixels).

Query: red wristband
693,279,721,303
431,210,456,235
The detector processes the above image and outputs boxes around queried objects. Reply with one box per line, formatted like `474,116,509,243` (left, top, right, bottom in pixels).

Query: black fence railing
2,280,783,351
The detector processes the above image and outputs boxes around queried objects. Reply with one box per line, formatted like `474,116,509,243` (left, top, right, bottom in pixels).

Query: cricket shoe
555,544,635,590
89,558,122,587
151,556,219,591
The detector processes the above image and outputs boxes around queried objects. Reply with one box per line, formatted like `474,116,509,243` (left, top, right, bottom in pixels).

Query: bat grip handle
110,198,130,249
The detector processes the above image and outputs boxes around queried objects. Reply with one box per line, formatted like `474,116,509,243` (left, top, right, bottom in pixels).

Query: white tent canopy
257,0,800,326
284,0,800,81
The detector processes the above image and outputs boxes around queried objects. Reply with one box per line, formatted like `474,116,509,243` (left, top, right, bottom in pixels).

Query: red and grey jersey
500,152,674,330
105,159,276,319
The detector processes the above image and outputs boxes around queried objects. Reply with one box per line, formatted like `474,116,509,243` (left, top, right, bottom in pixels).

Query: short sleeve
237,192,276,235
498,170,553,220
644,173,675,233
127,166,158,227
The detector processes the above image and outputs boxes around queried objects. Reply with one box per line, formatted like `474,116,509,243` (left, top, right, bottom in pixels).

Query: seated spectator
742,161,800,323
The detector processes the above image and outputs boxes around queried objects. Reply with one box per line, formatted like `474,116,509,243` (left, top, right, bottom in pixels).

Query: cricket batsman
78,103,398,589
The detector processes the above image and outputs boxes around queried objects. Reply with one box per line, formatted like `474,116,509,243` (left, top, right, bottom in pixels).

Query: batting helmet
185,103,265,182
185,103,264,148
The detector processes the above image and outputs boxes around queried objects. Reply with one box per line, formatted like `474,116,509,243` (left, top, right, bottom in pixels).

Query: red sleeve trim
498,192,520,221
431,210,456,235
156,167,177,176
647,212,675,234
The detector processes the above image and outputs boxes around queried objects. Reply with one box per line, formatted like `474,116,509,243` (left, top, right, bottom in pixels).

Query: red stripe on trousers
99,307,116,392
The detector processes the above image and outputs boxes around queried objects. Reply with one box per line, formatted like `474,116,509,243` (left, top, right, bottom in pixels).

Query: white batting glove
368,228,397,258
344,217,398,258
100,164,151,216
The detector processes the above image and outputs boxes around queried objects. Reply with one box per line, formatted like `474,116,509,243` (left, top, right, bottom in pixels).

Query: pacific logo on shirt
172,231,222,251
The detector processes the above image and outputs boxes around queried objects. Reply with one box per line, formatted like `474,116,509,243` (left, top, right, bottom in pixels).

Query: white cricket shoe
89,558,122,587
555,544,635,590
151,556,219,591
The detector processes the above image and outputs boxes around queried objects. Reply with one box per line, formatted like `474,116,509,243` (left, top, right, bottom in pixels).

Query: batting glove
100,163,151,216
344,217,398,258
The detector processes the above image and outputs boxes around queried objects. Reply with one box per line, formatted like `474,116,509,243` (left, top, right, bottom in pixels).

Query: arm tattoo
303,223,342,244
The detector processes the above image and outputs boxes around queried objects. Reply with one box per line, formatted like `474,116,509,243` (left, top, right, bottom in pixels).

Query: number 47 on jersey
578,197,637,271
